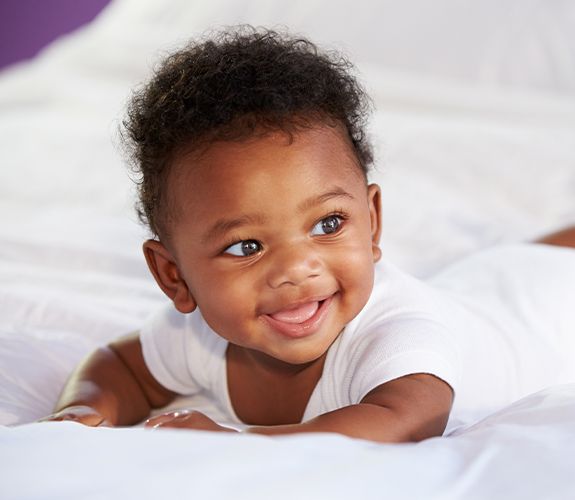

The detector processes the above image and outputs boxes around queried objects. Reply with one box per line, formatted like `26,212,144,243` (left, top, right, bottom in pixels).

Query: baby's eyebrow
201,187,354,244
202,214,267,244
297,186,355,213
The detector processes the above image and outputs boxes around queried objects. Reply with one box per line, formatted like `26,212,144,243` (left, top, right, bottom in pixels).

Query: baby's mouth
261,296,333,338
268,300,321,324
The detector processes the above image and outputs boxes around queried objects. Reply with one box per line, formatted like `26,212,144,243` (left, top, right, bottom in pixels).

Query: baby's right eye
224,240,262,257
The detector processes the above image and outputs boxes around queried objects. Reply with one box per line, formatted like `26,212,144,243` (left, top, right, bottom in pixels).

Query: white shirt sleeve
348,261,461,401
346,317,460,403
140,303,224,395
305,260,461,420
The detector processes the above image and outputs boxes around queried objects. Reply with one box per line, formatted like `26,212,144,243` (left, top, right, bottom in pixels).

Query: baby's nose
265,243,322,289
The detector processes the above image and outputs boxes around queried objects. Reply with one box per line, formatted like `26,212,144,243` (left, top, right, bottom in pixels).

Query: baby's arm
44,333,176,426
146,373,453,443
251,373,453,442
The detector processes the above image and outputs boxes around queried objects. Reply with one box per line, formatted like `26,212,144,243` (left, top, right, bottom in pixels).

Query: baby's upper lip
260,293,335,316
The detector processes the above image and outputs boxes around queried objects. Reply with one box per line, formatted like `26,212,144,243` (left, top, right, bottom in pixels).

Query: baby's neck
234,345,326,377
226,344,327,425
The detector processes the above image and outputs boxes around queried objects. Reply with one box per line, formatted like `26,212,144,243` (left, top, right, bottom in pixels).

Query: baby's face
161,124,381,366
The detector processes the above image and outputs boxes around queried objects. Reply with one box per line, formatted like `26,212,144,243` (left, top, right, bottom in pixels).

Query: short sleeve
140,303,203,395
347,317,461,402
304,260,463,421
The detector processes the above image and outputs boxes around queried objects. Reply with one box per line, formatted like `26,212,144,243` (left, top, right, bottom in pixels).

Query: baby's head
123,27,382,365
123,27,374,241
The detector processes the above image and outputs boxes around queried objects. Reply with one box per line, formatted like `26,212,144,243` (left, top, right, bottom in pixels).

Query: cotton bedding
1,0,575,498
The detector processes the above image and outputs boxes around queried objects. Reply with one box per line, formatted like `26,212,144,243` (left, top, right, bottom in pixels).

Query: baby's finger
144,409,192,428
39,405,107,427
146,410,236,432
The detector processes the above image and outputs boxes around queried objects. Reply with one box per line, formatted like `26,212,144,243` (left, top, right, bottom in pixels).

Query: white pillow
77,0,575,94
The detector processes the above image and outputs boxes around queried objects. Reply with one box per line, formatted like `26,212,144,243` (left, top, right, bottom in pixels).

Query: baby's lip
260,294,335,338
262,294,333,318
268,300,320,324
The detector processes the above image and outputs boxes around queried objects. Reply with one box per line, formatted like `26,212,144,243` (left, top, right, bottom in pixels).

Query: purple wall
0,0,112,69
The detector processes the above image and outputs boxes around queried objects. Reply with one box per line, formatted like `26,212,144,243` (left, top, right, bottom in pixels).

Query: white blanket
1,0,575,498
2,384,575,499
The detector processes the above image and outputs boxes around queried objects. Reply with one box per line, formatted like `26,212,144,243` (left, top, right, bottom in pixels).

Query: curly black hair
122,26,373,239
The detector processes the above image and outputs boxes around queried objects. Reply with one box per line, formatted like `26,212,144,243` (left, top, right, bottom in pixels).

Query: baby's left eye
224,239,262,257
311,215,343,236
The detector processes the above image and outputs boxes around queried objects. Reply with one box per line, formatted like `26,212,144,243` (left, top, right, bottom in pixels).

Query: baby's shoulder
337,265,456,363
354,260,448,329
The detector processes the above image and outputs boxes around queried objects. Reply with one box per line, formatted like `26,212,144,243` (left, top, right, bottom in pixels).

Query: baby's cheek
340,256,375,315
200,280,254,333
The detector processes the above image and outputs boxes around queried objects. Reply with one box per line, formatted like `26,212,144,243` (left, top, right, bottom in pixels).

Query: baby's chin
246,343,330,370
275,351,327,367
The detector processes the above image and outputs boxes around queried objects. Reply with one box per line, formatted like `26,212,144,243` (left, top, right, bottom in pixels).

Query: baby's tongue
270,301,319,324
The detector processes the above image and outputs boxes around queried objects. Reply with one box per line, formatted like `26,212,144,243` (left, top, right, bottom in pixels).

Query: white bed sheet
1,0,575,498
2,385,575,500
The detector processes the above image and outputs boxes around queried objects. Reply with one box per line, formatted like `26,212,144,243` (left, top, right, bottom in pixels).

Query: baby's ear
367,183,382,262
143,240,197,313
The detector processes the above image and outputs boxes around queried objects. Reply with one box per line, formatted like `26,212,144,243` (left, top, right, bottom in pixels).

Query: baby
44,27,575,442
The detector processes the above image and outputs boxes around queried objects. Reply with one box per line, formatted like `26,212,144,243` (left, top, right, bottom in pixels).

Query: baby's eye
311,215,343,236
224,239,262,257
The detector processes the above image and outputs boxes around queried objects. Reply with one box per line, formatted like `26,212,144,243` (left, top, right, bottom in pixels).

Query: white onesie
140,244,575,432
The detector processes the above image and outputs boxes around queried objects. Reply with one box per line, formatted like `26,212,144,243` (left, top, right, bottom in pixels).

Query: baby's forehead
165,125,367,220
173,124,364,182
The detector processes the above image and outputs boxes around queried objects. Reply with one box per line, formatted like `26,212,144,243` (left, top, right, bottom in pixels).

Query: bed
1,0,575,498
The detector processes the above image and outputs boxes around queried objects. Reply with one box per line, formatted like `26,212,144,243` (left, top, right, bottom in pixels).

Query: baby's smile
260,295,335,339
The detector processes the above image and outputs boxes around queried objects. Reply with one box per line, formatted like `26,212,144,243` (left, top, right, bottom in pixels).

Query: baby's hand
145,410,237,433
40,405,110,427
